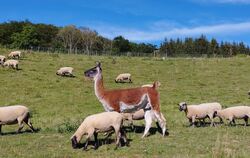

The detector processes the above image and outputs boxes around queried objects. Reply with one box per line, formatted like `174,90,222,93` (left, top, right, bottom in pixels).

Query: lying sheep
122,109,166,132
0,55,6,65
56,67,75,77
179,102,222,127
115,73,132,83
71,111,128,150
215,106,250,126
2,60,19,70
8,51,21,59
0,105,35,134
142,81,161,88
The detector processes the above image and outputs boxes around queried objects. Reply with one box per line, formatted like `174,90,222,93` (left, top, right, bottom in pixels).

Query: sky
1,0,250,45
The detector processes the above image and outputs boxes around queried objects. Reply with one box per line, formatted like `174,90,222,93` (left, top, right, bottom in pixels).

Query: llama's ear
96,61,101,67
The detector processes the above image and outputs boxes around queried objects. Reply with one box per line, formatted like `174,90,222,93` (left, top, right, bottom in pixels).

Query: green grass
0,48,250,158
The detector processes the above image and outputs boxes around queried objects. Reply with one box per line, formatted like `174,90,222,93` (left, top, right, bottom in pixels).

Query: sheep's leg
93,132,99,150
120,128,129,146
17,121,24,133
113,126,122,149
24,118,35,132
0,125,2,134
191,116,195,127
243,116,248,126
142,110,153,138
83,130,94,150
208,114,215,127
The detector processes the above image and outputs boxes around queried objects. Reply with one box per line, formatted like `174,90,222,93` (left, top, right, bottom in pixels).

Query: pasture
0,49,250,158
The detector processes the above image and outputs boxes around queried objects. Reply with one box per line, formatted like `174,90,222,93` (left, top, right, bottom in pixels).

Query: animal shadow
1,128,40,136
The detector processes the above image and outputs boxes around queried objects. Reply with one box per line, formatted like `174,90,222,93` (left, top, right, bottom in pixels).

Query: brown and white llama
84,62,167,138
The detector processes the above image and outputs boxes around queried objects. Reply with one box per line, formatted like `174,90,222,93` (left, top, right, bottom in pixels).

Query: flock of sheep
0,50,250,151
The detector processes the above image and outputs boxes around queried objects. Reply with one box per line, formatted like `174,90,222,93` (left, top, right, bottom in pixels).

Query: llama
84,62,167,138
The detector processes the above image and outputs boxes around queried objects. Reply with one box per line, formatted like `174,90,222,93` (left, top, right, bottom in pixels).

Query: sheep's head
179,102,187,111
84,62,102,79
71,136,79,149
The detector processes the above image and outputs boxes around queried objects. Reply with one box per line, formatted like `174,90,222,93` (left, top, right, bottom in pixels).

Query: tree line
0,20,249,57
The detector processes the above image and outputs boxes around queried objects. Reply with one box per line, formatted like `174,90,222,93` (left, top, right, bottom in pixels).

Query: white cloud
92,21,250,42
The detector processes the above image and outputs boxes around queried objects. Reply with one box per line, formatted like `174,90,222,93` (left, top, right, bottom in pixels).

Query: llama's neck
94,73,105,100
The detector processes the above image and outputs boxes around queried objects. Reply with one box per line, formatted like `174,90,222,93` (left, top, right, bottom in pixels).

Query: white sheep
8,51,21,59
0,55,6,65
71,111,128,150
115,73,132,83
142,81,161,88
0,105,35,134
122,109,166,133
56,67,75,77
3,59,19,70
179,102,222,127
215,106,250,126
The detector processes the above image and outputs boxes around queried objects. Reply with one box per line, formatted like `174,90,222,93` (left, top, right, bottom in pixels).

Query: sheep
179,102,222,127
115,73,132,83
2,59,19,70
71,111,128,150
215,106,250,126
56,67,75,77
142,81,161,88
8,51,21,59
0,55,6,65
122,109,166,133
0,105,35,134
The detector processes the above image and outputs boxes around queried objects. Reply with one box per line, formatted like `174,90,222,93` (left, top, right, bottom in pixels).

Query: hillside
0,49,250,157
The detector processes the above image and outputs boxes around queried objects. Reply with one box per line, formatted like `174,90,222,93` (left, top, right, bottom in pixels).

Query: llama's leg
142,110,153,138
152,111,167,136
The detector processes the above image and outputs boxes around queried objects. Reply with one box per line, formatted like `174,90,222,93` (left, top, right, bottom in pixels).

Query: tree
113,36,131,53
79,27,98,55
208,38,219,57
11,25,39,49
57,25,81,53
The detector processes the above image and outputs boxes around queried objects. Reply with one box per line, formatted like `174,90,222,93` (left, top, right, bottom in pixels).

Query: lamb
0,55,6,65
142,81,161,88
214,106,250,126
122,109,166,133
56,67,75,77
179,102,222,127
115,73,132,83
2,59,19,70
71,111,128,150
8,51,21,59
0,105,35,134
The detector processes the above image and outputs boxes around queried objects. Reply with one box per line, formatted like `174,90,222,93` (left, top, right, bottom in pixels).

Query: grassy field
0,48,250,158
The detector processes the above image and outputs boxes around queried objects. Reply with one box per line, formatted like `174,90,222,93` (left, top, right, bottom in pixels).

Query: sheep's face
71,136,79,149
179,102,187,111
84,62,102,79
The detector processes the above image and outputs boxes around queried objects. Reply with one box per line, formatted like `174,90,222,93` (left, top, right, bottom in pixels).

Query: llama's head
84,62,102,79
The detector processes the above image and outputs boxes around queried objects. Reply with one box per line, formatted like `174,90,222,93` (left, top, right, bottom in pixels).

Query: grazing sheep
115,73,132,83
3,60,19,70
142,81,161,88
0,105,35,134
71,112,128,150
8,51,21,59
215,106,250,126
56,67,75,77
0,55,6,65
179,102,222,127
122,109,166,132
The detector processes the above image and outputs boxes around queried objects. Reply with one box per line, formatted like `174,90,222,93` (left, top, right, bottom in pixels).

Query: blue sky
1,0,250,45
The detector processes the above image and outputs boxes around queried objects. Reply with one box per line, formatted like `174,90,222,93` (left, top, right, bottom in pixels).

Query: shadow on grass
75,137,132,150
124,123,169,137
1,128,41,136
